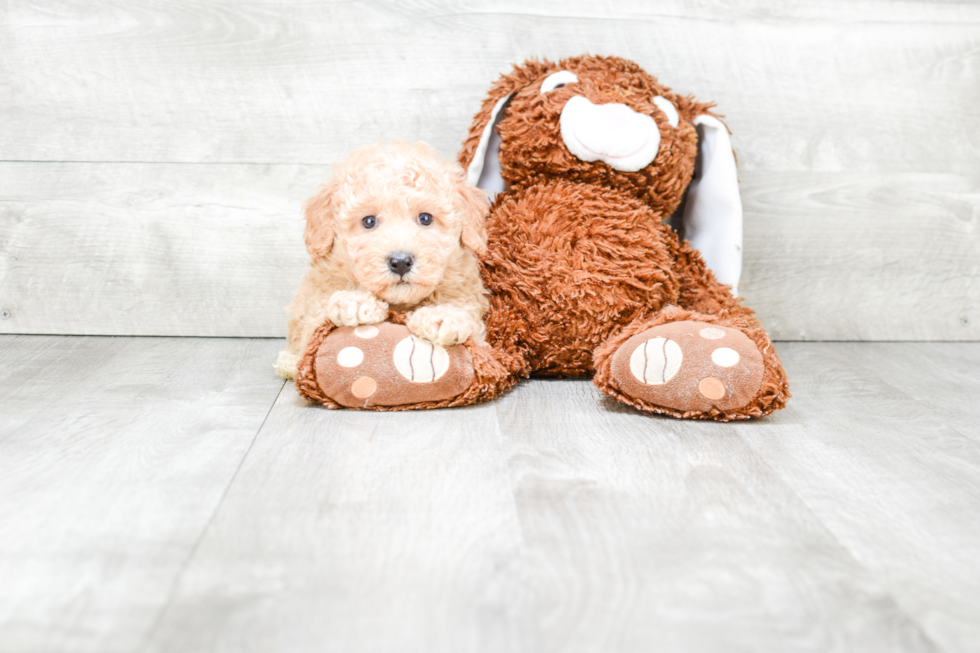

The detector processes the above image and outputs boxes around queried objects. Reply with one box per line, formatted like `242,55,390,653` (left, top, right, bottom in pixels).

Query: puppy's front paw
325,290,388,327
407,305,480,346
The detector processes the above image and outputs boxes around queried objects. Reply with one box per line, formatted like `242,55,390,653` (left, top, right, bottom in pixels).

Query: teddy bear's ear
461,93,513,198
303,178,340,258
459,60,554,198
682,115,744,296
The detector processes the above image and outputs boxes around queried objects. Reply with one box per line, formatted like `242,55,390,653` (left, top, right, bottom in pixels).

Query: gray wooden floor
1,336,978,653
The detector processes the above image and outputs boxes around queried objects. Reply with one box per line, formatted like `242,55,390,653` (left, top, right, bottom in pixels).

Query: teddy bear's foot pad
314,323,474,408
610,320,764,413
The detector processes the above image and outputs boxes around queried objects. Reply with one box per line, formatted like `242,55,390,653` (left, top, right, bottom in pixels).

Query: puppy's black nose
387,252,414,276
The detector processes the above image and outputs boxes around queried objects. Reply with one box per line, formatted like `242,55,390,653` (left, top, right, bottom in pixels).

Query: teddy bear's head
459,55,745,294
459,56,714,217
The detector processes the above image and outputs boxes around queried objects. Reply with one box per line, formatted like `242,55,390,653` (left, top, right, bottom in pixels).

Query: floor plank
0,162,314,338
738,173,979,342
142,392,534,653
734,343,980,653
0,1,977,173
0,335,284,653
493,378,936,653
1,164,976,341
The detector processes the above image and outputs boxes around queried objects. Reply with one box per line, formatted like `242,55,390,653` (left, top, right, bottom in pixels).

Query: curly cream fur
276,141,489,380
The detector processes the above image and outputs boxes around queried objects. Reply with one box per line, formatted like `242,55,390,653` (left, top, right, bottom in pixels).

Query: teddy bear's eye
361,215,377,229
540,70,578,94
417,213,433,226
653,96,680,127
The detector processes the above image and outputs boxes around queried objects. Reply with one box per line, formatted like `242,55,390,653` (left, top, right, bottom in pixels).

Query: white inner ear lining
465,93,512,189
682,114,743,296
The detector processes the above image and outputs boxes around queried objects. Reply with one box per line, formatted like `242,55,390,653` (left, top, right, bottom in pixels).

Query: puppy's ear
453,172,489,256
303,178,340,258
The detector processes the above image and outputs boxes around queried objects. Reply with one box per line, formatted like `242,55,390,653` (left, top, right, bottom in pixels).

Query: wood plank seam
731,430,947,652
136,379,288,650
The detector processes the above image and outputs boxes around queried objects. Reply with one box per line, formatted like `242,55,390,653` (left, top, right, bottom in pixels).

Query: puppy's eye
540,70,578,94
417,212,433,226
361,215,377,229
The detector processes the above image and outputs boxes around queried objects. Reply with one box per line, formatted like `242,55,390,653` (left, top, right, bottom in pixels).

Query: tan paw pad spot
629,337,683,385
698,377,726,400
354,325,379,339
336,346,364,367
351,376,377,398
393,336,450,383
711,347,740,367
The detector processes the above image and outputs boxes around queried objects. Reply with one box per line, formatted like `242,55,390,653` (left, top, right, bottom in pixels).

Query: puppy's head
304,141,488,306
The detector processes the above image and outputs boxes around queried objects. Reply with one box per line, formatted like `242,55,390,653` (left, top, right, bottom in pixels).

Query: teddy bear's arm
672,235,761,327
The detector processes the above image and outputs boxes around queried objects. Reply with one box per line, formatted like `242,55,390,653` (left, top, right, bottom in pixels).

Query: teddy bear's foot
311,322,475,409
608,320,765,417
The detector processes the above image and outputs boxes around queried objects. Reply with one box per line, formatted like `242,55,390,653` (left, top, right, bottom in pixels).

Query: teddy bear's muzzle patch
559,96,661,172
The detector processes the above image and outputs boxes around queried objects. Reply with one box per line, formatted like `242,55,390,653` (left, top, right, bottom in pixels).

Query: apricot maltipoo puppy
275,141,489,379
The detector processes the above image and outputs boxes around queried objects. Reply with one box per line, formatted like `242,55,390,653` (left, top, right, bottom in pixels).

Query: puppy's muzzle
387,252,414,277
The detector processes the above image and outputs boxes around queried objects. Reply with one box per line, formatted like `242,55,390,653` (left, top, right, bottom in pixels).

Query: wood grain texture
735,342,980,653
493,378,937,653
1,1,977,339
1,164,975,339
739,172,979,341
142,393,534,653
1,1,978,173
0,335,285,653
0,162,317,337
3,336,980,652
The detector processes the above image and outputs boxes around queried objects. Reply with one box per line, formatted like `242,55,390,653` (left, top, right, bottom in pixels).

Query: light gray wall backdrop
1,0,977,340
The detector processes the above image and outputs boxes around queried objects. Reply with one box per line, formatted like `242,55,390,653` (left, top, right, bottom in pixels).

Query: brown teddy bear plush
296,55,790,420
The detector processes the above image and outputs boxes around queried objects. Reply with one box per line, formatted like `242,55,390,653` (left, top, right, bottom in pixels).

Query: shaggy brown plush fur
457,55,788,419
300,54,790,420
